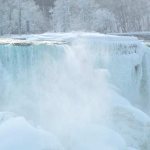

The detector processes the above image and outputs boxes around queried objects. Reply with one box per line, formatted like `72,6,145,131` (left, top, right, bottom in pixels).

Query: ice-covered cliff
0,33,150,150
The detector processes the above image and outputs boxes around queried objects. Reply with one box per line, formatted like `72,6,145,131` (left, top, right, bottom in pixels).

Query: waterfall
0,33,150,150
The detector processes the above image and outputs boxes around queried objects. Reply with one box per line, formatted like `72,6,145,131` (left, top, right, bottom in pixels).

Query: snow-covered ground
0,33,150,150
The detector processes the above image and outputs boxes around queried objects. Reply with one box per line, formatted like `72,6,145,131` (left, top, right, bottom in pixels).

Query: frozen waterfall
0,33,150,150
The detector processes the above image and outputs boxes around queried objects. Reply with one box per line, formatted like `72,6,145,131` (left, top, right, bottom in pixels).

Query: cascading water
0,33,150,150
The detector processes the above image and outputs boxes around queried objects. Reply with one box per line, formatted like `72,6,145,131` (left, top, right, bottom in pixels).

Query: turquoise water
0,44,65,79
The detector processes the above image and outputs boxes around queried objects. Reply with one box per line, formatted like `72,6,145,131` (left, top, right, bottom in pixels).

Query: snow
1,32,139,43
111,104,150,149
0,33,150,150
67,125,127,150
0,112,16,124
0,116,64,150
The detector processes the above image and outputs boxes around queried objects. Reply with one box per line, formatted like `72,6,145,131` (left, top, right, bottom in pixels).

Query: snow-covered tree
52,0,118,33
91,9,117,33
1,0,150,34
52,0,98,32
52,0,71,32
0,0,47,34
96,0,150,32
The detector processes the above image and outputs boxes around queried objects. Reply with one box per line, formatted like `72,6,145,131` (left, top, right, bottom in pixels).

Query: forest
0,0,150,34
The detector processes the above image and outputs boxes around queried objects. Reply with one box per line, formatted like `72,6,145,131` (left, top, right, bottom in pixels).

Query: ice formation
0,33,150,150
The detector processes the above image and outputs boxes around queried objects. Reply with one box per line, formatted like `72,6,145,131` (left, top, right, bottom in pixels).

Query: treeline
52,0,150,33
0,0,150,34
0,0,49,34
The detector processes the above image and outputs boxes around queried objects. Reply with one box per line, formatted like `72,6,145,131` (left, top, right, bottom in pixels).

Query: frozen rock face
0,33,150,150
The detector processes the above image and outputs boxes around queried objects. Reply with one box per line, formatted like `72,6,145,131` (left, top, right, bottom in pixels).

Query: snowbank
67,125,127,150
0,116,63,150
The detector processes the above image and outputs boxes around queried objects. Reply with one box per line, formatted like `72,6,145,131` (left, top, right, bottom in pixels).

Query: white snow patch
0,117,64,150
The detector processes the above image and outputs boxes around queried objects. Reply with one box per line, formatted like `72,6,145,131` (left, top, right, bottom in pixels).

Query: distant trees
51,0,150,33
34,0,55,17
0,0,47,35
0,0,150,34
52,0,95,32
95,0,150,32
52,0,117,32
91,9,117,33
52,0,71,32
